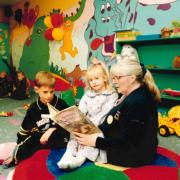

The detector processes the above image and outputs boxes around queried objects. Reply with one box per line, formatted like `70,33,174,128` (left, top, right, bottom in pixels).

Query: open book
48,104,102,134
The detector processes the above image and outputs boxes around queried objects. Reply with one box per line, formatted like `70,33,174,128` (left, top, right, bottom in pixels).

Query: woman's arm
74,102,149,150
73,132,124,150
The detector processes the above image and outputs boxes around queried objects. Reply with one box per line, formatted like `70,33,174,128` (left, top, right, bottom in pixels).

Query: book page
48,104,102,134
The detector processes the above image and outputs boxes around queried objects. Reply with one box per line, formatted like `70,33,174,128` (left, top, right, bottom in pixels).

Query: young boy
3,71,70,168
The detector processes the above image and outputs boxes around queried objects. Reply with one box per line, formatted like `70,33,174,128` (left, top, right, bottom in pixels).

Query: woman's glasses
111,75,130,81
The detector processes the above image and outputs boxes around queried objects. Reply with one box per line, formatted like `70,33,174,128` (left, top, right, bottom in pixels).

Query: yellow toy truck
158,105,180,137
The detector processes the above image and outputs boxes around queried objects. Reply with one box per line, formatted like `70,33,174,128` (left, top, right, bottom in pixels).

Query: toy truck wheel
159,125,170,137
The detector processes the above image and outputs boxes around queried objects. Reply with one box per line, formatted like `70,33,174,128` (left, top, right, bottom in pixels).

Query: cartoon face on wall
84,0,125,63
93,0,122,37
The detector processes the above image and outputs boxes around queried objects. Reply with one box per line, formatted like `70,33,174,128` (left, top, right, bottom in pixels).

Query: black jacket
96,85,158,167
0,77,11,97
17,95,69,143
11,78,28,100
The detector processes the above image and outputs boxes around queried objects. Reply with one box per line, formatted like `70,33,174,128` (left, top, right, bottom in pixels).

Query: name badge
107,115,113,124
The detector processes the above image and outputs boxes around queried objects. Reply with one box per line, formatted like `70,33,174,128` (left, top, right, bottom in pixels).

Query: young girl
57,59,118,169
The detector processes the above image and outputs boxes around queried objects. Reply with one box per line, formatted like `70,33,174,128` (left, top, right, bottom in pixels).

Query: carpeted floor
0,91,179,179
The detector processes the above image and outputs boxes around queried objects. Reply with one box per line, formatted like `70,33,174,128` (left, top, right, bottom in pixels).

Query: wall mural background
0,0,180,100
0,23,10,72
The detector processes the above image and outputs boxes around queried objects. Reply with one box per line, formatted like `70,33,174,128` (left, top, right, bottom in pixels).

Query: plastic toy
161,89,180,97
117,44,139,63
171,20,180,37
158,105,180,137
0,111,13,117
160,27,172,38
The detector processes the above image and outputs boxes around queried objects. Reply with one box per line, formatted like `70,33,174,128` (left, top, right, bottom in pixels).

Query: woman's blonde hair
34,71,55,88
85,62,113,92
110,59,161,102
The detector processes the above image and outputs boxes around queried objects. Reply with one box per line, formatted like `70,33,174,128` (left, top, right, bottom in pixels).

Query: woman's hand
73,132,99,147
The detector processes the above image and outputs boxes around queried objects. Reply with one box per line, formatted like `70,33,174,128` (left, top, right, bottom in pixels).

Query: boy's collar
86,90,113,97
36,95,58,110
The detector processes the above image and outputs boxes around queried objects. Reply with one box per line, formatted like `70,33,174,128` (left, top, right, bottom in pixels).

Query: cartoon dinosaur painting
85,0,126,64
18,0,86,78
85,0,180,64
19,16,49,79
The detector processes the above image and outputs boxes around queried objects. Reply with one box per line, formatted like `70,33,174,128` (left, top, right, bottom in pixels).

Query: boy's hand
40,128,56,145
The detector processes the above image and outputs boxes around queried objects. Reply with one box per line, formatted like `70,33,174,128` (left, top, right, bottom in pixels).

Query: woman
73,59,161,167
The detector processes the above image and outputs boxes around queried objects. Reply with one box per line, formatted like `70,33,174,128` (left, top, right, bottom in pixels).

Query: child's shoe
68,154,86,169
57,149,73,169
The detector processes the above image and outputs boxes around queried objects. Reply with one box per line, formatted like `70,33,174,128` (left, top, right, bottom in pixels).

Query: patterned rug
1,145,179,180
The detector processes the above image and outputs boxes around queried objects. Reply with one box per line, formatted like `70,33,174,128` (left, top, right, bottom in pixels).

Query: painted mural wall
0,23,10,72
6,0,180,99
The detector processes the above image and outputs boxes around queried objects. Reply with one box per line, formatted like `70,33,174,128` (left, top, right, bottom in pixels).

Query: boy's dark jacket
17,95,69,143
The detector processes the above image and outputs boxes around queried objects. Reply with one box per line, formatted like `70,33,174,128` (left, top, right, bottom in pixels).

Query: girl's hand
73,132,99,147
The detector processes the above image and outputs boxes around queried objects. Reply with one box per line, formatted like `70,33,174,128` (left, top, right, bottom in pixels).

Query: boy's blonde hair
34,71,55,88
85,62,113,92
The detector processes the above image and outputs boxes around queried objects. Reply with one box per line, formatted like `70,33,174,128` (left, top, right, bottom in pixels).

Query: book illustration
47,104,102,134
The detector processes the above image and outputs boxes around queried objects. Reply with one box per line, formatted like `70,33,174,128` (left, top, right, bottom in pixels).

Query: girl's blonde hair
85,62,113,92
34,71,55,88
110,59,161,102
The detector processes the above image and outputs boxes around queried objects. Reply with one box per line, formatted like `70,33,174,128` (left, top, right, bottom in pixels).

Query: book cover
48,104,102,134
